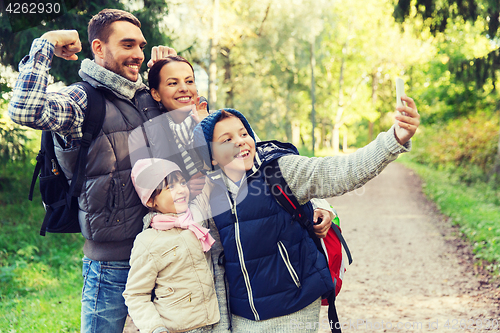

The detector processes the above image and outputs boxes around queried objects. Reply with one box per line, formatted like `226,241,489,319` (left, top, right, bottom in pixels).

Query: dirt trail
319,162,499,332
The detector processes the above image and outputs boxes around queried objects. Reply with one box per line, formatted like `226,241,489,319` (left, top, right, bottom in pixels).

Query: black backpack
28,82,106,236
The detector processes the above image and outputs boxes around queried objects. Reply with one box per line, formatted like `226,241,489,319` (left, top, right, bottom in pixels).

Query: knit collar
79,59,145,99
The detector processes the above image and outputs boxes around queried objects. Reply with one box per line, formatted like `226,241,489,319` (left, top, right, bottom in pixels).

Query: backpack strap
328,293,342,333
66,82,106,200
28,139,47,201
263,158,345,333
330,208,353,265
264,159,324,253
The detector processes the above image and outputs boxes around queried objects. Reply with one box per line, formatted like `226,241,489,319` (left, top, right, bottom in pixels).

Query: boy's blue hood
193,108,256,170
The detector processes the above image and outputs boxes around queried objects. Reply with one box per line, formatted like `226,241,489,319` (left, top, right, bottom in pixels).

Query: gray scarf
79,59,145,99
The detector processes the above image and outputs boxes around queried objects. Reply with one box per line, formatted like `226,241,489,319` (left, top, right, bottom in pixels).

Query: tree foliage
0,0,171,85
207,0,426,147
394,0,500,90
155,0,422,145
1,0,120,84
0,86,37,162
394,0,499,37
394,0,500,182
1,0,498,181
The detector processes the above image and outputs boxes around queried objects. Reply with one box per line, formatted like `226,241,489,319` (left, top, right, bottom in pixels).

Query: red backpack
265,159,353,333
320,211,350,302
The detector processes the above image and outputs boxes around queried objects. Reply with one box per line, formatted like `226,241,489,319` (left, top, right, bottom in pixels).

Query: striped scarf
165,112,204,177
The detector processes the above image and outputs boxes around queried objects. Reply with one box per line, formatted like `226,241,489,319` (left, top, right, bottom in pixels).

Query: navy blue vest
208,141,334,320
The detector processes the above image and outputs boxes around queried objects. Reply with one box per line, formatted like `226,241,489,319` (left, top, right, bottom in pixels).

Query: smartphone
396,77,407,115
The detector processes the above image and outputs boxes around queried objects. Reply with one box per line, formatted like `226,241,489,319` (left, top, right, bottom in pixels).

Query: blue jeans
81,257,130,333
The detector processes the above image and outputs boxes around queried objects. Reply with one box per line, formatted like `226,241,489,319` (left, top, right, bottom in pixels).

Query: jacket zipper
277,241,302,288
161,245,179,257
165,291,192,307
227,192,260,321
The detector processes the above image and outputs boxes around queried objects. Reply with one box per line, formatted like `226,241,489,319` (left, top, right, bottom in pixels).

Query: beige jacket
123,212,219,333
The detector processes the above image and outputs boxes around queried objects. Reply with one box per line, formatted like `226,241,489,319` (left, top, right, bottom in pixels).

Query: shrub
411,112,499,184
0,102,39,163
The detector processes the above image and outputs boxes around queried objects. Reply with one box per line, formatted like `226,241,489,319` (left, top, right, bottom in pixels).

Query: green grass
0,158,84,332
0,267,81,332
398,154,500,274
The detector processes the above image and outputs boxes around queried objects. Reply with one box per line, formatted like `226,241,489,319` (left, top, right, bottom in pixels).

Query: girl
123,158,219,333
192,102,419,331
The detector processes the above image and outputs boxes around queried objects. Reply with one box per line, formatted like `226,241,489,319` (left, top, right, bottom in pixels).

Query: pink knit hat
131,158,181,207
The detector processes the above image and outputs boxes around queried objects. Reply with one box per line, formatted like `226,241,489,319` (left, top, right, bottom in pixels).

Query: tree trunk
285,93,293,143
369,72,379,142
320,120,326,149
368,122,374,143
292,120,301,146
208,39,218,110
343,129,348,153
222,48,234,108
208,0,219,110
332,38,347,154
310,40,316,156
332,126,340,155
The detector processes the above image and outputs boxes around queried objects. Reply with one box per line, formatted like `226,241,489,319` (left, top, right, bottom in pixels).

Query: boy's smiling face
211,116,256,182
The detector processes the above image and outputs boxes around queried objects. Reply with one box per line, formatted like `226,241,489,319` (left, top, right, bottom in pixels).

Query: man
8,8,333,333
8,9,178,332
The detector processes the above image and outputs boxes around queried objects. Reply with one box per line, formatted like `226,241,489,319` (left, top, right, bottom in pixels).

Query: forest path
319,162,499,332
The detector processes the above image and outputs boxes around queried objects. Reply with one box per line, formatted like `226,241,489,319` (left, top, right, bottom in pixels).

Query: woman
148,56,209,197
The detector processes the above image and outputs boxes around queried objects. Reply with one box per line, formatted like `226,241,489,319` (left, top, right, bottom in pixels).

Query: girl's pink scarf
150,209,215,252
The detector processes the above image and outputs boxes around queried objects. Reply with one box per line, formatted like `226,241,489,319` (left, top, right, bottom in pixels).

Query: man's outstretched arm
8,30,87,145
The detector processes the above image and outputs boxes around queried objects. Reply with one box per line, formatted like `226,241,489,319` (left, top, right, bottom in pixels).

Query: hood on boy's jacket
131,158,181,206
193,108,256,170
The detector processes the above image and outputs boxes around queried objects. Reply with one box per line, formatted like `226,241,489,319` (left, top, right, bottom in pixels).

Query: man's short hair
88,9,141,55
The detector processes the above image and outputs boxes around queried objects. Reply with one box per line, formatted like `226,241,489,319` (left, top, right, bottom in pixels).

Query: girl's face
211,116,256,182
151,61,198,117
147,176,190,214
